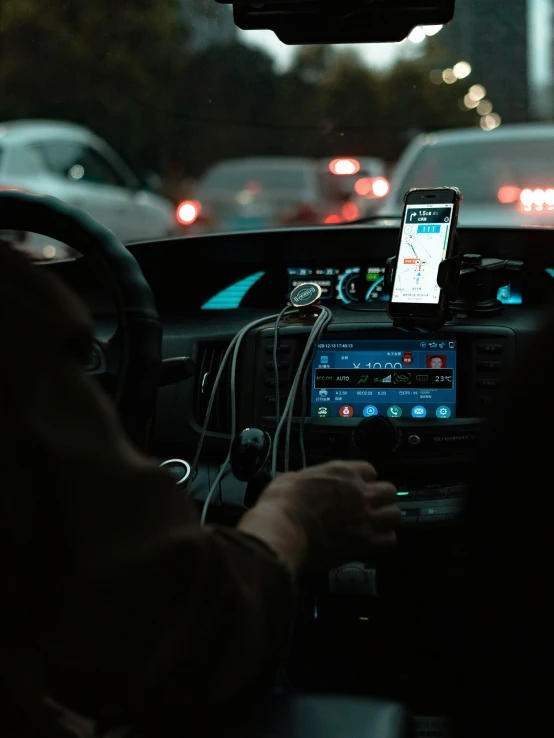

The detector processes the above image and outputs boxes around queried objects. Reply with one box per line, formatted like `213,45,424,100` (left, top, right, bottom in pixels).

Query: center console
239,323,515,525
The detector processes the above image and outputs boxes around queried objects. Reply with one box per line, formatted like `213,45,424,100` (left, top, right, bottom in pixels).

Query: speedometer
337,266,388,304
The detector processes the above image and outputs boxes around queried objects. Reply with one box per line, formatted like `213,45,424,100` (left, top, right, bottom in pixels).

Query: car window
37,142,126,187
396,140,554,204
200,166,310,193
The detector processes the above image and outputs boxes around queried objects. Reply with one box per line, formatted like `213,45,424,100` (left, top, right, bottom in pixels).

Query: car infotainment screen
311,339,457,420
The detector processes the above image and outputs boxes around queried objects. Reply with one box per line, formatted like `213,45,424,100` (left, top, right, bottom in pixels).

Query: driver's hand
254,461,401,570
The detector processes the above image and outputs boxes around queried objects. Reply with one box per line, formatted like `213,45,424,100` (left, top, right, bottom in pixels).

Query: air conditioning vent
194,342,232,434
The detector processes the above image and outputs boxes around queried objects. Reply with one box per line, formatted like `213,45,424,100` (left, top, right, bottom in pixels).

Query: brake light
176,200,201,225
497,186,521,204
371,177,390,198
323,214,342,224
329,158,360,176
519,188,554,211
342,201,360,221
353,176,390,199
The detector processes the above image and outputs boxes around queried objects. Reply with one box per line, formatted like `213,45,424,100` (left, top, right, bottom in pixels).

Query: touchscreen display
391,204,454,305
311,339,456,420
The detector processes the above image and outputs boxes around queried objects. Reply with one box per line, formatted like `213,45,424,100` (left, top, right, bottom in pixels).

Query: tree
0,0,189,172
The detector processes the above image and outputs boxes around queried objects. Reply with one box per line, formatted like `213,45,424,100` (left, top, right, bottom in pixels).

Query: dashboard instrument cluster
287,266,521,306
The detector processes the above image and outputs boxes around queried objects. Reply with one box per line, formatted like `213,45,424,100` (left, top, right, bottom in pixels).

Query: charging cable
194,311,295,525
271,305,332,477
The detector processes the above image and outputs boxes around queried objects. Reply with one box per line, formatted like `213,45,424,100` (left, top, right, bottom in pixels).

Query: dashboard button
265,360,289,371
400,508,419,522
265,377,289,388
266,344,291,355
477,395,494,407
478,344,504,354
477,378,500,388
415,489,447,500
477,361,502,372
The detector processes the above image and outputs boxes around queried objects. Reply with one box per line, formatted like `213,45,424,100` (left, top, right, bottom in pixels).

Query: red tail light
497,186,521,204
342,201,360,221
176,200,201,225
353,177,390,199
519,188,554,211
329,158,361,176
323,214,343,224
371,177,390,198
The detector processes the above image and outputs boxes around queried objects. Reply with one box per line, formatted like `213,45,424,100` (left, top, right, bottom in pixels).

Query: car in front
381,123,554,226
181,157,325,233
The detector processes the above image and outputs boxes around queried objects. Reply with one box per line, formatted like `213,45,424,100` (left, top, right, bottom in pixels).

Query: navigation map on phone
392,204,454,305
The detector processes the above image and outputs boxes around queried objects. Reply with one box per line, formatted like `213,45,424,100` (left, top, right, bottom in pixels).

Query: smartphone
388,187,461,320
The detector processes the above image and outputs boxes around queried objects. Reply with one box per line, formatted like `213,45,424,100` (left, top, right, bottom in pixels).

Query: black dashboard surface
48,222,554,317
44,222,554,452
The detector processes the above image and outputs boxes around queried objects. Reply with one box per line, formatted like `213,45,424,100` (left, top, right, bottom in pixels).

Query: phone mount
384,235,523,332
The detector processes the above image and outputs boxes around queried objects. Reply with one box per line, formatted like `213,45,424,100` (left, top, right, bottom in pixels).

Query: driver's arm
0,244,297,733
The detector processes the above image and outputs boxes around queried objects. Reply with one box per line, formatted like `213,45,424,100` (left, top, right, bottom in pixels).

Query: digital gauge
337,267,387,305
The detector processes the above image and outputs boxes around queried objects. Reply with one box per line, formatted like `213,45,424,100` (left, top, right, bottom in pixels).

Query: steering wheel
0,190,162,451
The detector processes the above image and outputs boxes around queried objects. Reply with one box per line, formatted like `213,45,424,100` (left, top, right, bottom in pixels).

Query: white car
0,120,178,259
383,123,554,227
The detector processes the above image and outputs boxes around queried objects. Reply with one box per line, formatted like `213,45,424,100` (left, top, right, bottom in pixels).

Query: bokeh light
442,68,457,84
463,94,479,109
497,186,521,204
520,189,534,209
354,177,372,196
343,202,361,221
453,61,472,79
408,26,426,43
176,200,200,225
477,99,493,115
545,189,554,209
468,84,486,101
422,25,443,36
429,69,443,84
372,178,390,198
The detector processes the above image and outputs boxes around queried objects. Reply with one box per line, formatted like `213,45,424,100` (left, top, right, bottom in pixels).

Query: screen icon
436,406,452,419
320,355,329,364
411,405,427,418
339,405,354,418
449,341,456,349
318,389,328,397
387,405,402,418
394,373,411,385
363,405,378,417
420,341,427,349
316,406,330,417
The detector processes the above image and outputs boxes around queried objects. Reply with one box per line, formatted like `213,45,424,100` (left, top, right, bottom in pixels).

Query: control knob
160,458,192,488
352,416,401,464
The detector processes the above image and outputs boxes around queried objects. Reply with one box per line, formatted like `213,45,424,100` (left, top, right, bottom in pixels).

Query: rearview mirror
214,0,455,44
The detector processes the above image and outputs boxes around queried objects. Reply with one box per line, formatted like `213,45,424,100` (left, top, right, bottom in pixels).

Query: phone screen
391,203,454,305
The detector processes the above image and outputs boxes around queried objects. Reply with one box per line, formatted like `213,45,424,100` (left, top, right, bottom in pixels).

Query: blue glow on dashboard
546,268,554,279
201,271,265,310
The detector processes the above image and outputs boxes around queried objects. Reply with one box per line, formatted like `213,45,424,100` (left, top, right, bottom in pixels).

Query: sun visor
213,0,455,45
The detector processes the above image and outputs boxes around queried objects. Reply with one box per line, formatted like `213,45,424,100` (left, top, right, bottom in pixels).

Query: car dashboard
44,220,554,699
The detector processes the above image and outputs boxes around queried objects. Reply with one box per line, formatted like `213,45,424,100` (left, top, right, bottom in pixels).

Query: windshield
0,0,551,259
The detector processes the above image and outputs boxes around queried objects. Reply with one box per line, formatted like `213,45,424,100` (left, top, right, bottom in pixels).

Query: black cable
273,307,294,434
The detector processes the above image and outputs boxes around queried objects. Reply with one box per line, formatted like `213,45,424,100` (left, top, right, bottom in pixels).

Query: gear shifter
231,428,273,508
352,416,401,466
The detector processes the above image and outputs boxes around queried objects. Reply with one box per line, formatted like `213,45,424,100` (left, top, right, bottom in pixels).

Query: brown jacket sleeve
0,245,294,736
